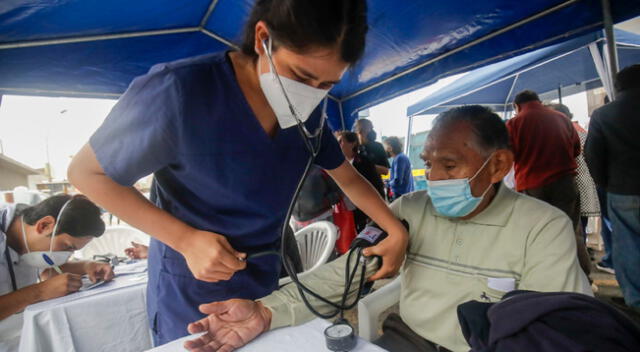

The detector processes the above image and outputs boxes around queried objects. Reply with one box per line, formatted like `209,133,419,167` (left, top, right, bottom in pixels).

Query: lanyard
4,240,17,292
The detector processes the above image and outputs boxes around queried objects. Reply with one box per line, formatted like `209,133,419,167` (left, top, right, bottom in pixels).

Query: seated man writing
0,194,112,345
183,106,592,352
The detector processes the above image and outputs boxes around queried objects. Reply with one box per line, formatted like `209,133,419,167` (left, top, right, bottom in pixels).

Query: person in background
506,90,590,276
585,64,640,311
290,165,341,231
0,195,111,348
353,119,390,176
548,104,600,247
337,131,385,231
125,241,149,260
384,136,414,201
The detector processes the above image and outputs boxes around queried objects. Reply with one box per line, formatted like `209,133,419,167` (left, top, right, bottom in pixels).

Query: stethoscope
262,37,363,351
261,37,327,153
4,240,17,292
240,39,328,264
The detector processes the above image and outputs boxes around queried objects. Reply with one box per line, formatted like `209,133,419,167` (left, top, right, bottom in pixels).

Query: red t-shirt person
507,100,580,191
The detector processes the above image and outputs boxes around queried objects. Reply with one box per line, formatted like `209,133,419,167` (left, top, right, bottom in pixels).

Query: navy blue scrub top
89,52,344,343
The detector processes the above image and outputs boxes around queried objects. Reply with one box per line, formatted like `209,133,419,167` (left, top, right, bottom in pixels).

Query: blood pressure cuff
259,252,380,330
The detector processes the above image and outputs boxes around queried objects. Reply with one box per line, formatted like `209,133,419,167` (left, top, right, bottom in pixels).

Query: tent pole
404,116,413,155
601,0,619,99
338,102,346,131
558,86,563,104
503,74,519,119
589,43,615,99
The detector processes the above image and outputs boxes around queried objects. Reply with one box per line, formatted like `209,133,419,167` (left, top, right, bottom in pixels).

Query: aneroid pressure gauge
324,320,357,351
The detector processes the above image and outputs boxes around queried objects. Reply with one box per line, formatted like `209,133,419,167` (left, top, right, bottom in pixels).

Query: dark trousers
373,313,452,352
522,175,591,276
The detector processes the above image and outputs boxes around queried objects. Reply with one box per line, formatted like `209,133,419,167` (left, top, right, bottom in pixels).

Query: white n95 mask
258,37,329,129
19,251,72,269
19,199,74,269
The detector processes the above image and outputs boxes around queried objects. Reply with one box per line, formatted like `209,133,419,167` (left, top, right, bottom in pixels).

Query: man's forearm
0,285,43,320
258,252,379,329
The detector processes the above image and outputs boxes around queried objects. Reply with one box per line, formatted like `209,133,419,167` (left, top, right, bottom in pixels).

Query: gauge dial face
326,323,354,338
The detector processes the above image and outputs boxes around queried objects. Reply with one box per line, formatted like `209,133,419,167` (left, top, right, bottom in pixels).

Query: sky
0,95,116,180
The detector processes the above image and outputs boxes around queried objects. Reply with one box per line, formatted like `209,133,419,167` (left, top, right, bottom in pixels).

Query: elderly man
183,106,591,352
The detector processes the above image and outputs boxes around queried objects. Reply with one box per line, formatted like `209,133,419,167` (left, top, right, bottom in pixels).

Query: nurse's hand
180,230,247,282
184,299,271,352
84,261,115,283
363,227,409,281
39,273,82,300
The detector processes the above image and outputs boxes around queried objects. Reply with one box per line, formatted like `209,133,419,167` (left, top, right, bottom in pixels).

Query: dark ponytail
240,0,368,64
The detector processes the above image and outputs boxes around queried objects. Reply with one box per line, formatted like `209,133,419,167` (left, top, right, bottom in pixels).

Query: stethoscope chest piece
324,320,357,352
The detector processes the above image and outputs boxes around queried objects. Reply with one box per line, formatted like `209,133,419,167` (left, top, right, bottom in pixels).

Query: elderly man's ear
489,149,514,184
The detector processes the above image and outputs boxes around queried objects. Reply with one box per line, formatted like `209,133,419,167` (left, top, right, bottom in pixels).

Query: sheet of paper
79,277,107,291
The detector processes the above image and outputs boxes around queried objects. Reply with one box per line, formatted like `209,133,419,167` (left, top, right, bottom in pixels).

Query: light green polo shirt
259,183,592,352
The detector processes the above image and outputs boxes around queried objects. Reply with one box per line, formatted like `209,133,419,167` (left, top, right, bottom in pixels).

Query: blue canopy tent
1,0,639,130
406,29,640,118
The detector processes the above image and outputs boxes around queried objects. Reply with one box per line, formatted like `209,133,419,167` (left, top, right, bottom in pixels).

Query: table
19,261,151,352
147,318,387,352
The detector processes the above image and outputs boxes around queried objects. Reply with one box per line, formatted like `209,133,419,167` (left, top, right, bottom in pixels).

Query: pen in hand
42,253,64,275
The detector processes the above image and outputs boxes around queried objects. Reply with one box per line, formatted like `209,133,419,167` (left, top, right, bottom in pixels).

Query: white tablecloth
19,262,151,352
147,318,387,352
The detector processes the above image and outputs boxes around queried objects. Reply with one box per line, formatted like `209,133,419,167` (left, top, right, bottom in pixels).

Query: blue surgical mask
426,154,494,218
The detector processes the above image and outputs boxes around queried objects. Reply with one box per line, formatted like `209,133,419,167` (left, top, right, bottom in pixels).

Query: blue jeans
597,188,614,267
608,193,640,308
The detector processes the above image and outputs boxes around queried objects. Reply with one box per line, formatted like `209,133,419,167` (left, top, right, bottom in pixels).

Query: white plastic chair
278,221,338,286
74,226,150,260
357,276,402,341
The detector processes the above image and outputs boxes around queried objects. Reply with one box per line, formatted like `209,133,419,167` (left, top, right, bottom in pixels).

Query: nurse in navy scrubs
68,0,408,344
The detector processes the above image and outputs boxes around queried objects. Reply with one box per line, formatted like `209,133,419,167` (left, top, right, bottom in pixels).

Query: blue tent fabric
407,29,640,117
2,0,640,130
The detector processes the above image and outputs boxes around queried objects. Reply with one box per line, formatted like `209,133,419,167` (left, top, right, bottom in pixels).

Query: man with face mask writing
182,106,592,352
0,195,111,348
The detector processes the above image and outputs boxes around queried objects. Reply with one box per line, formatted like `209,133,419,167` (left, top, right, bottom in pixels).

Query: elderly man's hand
184,299,272,352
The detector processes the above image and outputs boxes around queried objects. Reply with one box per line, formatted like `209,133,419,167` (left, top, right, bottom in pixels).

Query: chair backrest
74,226,150,260
294,221,338,273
